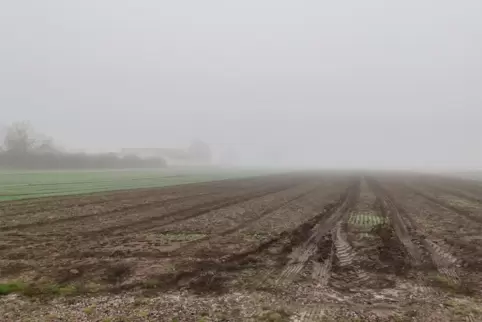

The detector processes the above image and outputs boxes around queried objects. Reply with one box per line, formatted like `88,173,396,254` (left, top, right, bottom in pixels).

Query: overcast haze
1,1,481,169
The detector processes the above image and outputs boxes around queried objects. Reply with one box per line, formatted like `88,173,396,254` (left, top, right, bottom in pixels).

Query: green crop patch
0,168,270,201
0,282,25,295
348,213,387,227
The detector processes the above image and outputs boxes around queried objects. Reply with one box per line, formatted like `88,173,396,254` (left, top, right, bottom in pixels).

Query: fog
1,1,481,169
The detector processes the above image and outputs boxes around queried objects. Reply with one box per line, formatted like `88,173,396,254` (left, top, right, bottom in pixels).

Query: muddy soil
1,173,482,321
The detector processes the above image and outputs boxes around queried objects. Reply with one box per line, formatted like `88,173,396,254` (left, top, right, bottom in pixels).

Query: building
120,147,210,166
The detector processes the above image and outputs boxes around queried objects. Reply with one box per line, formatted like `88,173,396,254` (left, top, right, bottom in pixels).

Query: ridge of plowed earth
0,175,280,217
377,179,482,290
2,174,482,322
109,179,360,292
371,179,479,290
6,176,297,233
0,174,340,276
403,181,482,224
416,175,482,202
0,175,293,228
59,179,328,260
0,175,311,263
423,181,482,205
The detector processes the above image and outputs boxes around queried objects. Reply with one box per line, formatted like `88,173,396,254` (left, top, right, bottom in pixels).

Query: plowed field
1,173,482,321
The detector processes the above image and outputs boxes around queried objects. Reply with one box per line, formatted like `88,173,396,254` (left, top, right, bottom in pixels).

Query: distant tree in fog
3,121,37,153
0,121,166,169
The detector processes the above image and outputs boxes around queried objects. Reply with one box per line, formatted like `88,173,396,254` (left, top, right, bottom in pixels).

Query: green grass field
0,168,267,201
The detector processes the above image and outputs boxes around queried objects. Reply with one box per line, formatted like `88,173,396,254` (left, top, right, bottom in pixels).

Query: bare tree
3,121,37,153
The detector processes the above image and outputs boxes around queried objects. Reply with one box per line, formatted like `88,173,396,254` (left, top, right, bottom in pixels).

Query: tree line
0,122,166,169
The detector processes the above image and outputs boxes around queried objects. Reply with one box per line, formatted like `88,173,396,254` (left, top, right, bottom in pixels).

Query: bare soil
1,173,482,321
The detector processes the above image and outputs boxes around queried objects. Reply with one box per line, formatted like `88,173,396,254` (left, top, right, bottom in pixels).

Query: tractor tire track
424,239,461,281
311,249,333,287
252,187,354,289
367,178,428,267
378,181,482,294
121,183,357,294
275,179,360,286
333,223,355,267
371,180,472,290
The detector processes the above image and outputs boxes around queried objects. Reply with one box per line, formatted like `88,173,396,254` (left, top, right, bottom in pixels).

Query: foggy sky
1,1,481,169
